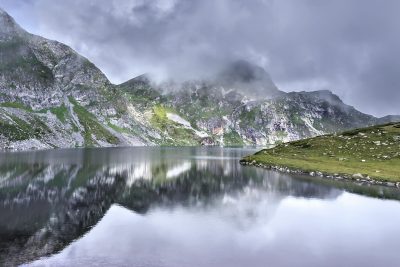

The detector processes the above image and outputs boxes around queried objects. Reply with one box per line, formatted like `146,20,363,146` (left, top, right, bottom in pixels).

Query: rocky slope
0,8,396,150
0,8,158,149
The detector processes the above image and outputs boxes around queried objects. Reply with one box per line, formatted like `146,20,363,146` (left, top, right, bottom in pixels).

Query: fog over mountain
0,0,400,116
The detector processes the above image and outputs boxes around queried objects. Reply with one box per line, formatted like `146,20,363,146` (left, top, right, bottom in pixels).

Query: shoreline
0,145,260,154
240,159,400,189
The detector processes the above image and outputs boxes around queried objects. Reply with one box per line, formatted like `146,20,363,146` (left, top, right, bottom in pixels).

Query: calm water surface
0,147,400,267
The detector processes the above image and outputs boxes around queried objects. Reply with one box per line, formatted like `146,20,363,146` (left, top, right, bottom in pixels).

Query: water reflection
0,147,399,266
29,193,400,267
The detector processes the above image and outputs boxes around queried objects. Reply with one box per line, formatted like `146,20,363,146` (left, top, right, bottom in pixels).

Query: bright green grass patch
242,122,400,182
151,105,198,145
150,105,168,132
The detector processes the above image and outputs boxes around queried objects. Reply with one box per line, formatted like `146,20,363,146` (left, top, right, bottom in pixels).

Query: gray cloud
0,0,399,116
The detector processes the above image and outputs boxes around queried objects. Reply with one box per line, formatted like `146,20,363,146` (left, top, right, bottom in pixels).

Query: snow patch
167,113,191,127
166,113,208,138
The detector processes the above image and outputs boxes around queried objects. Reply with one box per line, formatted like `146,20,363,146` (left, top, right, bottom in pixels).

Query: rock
352,173,364,179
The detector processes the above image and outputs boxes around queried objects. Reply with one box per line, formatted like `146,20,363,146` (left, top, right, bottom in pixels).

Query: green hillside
241,122,400,183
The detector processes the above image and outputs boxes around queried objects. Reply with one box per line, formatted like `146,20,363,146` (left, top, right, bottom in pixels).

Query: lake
1,147,400,267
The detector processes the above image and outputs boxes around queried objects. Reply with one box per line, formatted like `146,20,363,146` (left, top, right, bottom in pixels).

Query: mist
1,0,399,116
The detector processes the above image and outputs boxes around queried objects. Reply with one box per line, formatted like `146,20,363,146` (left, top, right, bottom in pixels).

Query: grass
241,122,400,182
0,98,119,146
0,113,50,141
0,102,33,112
1,102,69,123
0,119,31,140
223,131,244,146
49,105,68,123
69,97,119,146
239,107,258,127
107,122,133,134
37,104,69,123
151,105,198,146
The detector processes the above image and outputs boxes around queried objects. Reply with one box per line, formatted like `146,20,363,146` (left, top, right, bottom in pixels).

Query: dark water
0,147,400,267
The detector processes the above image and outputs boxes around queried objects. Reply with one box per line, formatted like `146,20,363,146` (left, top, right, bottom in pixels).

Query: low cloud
1,0,399,116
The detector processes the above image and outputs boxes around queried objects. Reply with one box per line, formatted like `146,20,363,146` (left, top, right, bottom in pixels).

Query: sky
0,0,399,117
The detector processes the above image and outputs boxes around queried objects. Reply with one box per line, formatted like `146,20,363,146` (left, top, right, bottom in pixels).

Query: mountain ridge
0,8,397,150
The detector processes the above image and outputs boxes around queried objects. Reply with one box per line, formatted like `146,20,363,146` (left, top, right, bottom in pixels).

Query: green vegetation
239,107,257,124
1,100,69,122
223,131,244,146
151,105,171,123
289,113,303,125
37,104,69,122
69,97,119,146
121,84,161,103
107,122,132,134
1,102,68,123
0,113,50,141
242,122,400,182
0,119,31,141
49,105,68,123
151,105,197,145
0,102,33,112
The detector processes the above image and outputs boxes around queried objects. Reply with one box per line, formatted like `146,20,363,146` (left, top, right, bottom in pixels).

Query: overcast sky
0,0,399,116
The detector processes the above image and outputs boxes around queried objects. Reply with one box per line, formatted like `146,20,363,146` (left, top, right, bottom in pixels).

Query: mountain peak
215,60,281,98
0,8,25,38
0,7,8,17
219,60,272,83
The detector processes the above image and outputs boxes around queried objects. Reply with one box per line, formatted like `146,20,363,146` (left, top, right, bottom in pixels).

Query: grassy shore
241,122,400,183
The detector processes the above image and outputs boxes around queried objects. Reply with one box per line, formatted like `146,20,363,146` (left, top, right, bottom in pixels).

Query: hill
241,122,400,185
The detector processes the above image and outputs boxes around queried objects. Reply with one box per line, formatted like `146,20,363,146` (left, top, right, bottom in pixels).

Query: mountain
120,77,378,145
0,8,155,149
215,59,282,98
378,115,400,124
0,9,395,150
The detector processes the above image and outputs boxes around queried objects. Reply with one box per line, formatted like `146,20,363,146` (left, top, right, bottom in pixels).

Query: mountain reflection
0,147,398,266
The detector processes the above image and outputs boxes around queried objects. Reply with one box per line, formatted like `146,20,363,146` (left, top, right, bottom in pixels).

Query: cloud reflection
29,192,400,267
